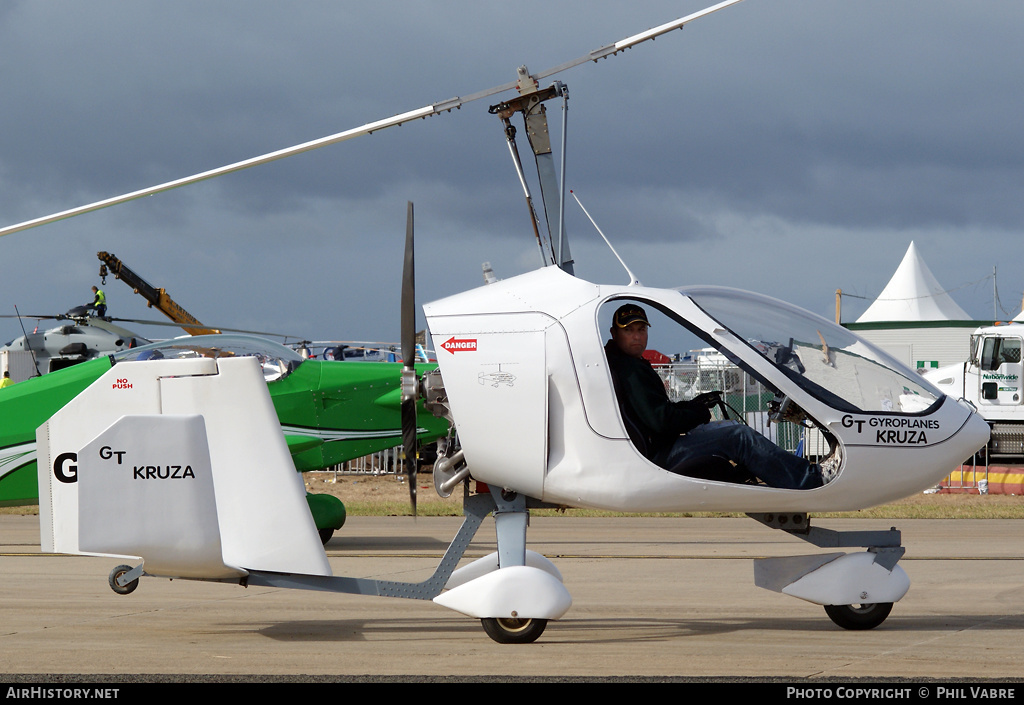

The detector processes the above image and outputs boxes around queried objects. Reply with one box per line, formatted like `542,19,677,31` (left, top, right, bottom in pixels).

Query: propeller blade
400,201,418,514
402,202,416,367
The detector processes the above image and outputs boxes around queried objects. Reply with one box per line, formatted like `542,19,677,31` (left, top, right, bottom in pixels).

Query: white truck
924,323,1024,458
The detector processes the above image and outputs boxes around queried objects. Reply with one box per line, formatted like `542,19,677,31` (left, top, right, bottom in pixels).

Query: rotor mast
490,68,574,275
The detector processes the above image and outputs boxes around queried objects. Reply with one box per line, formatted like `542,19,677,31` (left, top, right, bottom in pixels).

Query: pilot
604,303,825,490
89,286,107,318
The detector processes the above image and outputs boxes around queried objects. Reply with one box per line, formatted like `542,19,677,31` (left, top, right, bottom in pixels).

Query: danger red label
441,337,477,354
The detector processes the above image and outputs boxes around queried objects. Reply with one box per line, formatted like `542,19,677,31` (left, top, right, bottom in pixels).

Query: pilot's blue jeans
662,421,823,490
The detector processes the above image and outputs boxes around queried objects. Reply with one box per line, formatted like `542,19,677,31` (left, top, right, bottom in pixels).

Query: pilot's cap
612,303,650,328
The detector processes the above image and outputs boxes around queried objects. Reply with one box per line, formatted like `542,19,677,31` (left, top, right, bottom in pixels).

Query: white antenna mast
570,190,640,286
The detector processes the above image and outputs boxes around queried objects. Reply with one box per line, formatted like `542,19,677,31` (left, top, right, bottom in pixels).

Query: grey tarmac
1,513,1023,681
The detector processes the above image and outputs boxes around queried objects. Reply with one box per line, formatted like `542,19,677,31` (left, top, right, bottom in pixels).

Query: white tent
856,241,970,323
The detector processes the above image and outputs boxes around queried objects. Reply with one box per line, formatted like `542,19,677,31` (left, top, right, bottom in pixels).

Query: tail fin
37,356,330,579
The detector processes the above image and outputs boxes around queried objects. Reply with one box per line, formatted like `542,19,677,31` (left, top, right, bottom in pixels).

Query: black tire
824,602,893,630
108,564,139,595
318,528,334,545
480,617,548,644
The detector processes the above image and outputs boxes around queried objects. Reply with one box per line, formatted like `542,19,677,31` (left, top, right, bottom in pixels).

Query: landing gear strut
235,488,567,644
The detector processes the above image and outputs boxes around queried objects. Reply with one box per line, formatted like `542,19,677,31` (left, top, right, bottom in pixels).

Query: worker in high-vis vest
90,286,107,317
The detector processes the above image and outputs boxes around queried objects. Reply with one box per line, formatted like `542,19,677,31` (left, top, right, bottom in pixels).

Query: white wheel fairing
434,565,572,620
780,552,910,607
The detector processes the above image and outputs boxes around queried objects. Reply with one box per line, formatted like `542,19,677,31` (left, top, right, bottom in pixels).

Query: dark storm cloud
1,1,1022,343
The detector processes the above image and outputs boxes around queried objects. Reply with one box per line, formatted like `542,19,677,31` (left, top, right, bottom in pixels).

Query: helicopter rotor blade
1,312,291,340
400,202,419,515
0,0,743,240
103,317,295,339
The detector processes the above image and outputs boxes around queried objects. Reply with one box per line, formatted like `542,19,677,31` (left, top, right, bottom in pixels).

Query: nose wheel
824,602,893,630
481,617,548,644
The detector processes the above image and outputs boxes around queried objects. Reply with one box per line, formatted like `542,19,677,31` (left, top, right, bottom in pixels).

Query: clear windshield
112,334,304,382
678,287,942,414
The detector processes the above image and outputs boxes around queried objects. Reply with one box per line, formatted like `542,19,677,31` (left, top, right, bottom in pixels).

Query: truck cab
976,330,1023,406
925,324,1024,456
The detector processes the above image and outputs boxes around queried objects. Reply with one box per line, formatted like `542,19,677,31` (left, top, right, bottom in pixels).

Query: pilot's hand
693,391,721,408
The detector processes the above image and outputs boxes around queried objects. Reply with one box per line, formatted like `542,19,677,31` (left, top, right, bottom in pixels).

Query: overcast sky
2,0,1022,351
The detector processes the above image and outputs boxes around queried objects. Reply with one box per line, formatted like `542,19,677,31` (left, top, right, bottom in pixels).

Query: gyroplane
3,0,989,643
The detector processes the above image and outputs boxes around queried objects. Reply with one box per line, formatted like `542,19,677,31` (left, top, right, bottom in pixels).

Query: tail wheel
824,602,893,630
108,564,139,595
481,617,548,644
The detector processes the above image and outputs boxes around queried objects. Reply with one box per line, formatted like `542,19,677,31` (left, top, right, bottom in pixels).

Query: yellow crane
97,251,220,335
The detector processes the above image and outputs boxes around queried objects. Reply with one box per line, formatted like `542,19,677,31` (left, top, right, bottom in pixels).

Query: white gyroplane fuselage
425,266,988,513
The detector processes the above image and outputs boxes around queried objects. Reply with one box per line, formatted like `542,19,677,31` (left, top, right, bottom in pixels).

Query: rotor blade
300,339,401,347
532,0,745,82
104,317,294,338
0,105,447,239
0,0,744,240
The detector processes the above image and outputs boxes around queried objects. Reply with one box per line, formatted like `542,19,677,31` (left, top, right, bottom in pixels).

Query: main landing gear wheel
824,602,893,630
108,564,139,595
481,617,548,644
318,528,334,545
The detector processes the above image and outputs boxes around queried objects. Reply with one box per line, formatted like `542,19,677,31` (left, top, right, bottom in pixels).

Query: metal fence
943,453,991,493
653,361,831,461
324,447,409,476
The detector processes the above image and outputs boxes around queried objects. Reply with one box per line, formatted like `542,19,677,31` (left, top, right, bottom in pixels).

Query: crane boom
96,251,220,335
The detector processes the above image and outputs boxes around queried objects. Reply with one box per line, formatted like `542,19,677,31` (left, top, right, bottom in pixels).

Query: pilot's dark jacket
604,340,709,464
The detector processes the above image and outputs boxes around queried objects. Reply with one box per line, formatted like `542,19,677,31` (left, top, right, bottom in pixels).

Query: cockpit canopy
677,286,943,415
112,334,304,382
